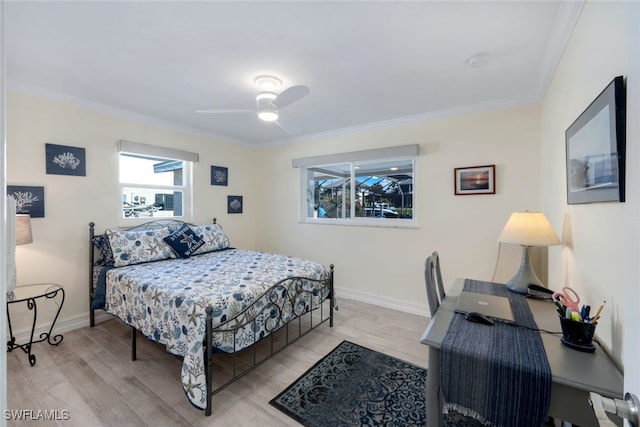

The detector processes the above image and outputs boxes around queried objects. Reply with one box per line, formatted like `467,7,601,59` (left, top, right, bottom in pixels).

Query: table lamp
16,214,34,245
497,211,561,294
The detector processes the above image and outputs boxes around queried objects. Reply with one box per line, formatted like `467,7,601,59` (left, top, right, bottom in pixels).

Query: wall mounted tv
565,75,626,205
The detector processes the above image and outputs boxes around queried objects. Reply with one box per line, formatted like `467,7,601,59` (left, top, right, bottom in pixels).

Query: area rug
271,340,487,426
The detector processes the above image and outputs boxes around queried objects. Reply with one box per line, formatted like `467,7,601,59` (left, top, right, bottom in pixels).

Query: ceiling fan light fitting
256,91,277,102
258,109,279,122
256,91,279,121
254,75,283,91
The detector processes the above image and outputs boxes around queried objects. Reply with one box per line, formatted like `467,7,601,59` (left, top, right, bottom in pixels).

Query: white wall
4,73,561,342
7,90,545,333
6,90,259,331
255,104,543,314
1,0,8,421
624,0,640,406
541,0,635,368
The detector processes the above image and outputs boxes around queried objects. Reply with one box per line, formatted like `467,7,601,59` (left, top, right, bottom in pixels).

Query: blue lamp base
506,246,544,294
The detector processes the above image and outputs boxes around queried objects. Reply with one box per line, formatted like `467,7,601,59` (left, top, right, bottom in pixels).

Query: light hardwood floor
7,298,430,426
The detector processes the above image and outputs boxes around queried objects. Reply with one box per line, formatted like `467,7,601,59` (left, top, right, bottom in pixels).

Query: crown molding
264,92,540,148
6,81,255,147
535,0,585,99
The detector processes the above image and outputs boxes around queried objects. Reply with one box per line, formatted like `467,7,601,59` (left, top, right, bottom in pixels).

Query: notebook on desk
454,291,515,323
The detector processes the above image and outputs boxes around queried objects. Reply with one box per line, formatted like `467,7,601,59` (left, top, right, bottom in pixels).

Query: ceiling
5,1,583,146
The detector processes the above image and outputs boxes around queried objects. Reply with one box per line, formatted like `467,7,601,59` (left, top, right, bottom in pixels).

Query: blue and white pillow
92,233,115,266
163,224,205,258
192,224,230,255
106,228,175,267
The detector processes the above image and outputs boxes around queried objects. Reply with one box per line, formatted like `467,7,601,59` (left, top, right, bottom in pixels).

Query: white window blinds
117,140,199,163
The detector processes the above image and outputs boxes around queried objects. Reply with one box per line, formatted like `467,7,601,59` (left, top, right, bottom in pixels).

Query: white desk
420,278,623,427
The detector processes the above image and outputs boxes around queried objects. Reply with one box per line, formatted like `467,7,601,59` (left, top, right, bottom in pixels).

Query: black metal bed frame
88,219,334,416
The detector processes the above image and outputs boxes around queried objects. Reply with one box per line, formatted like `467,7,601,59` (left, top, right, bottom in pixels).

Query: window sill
299,217,418,229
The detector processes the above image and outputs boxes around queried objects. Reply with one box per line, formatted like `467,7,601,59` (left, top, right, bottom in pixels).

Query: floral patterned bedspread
102,248,331,410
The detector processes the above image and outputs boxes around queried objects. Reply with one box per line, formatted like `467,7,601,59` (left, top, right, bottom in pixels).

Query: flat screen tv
565,75,626,204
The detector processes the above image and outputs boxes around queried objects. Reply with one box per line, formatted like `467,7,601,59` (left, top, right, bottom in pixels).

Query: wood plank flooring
7,298,430,426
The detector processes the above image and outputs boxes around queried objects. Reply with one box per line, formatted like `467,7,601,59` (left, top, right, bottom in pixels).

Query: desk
7,283,65,366
420,278,623,427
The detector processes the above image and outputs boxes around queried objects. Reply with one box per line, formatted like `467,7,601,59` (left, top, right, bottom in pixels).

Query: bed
88,219,334,415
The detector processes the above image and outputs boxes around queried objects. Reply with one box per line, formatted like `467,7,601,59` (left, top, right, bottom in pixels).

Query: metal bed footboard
203,266,334,416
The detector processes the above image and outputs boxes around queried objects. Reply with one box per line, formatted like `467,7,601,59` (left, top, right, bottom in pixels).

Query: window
117,140,198,220
295,145,417,226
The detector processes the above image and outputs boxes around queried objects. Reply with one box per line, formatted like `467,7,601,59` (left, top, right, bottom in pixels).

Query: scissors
552,287,581,313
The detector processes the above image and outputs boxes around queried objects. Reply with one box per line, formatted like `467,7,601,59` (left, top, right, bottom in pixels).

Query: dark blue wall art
7,185,45,218
46,143,86,176
227,195,243,214
211,166,228,186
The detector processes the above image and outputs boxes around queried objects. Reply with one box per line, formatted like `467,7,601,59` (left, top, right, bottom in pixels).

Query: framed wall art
566,76,626,204
454,165,495,195
7,185,45,218
46,143,86,176
227,195,243,214
211,166,228,186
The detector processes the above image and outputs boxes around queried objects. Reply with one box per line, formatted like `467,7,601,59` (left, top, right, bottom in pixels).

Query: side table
6,283,65,366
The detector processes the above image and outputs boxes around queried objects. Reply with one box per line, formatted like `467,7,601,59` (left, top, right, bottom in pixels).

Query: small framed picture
227,195,243,214
46,143,86,176
7,185,45,218
454,165,496,195
211,166,228,186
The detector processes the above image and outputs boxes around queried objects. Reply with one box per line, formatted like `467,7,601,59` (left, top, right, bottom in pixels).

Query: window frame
297,148,417,228
117,141,197,224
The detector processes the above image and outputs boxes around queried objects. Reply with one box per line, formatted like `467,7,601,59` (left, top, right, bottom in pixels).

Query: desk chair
423,251,447,425
425,251,446,317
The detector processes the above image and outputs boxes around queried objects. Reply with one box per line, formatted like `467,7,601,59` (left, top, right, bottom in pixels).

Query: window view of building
119,154,189,218
305,158,414,222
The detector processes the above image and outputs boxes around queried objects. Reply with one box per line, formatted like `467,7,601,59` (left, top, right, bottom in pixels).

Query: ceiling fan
196,75,310,135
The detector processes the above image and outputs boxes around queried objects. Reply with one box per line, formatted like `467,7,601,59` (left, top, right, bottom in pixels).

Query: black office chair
424,251,446,317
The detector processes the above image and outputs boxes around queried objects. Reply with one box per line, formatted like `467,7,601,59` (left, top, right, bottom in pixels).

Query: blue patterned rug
270,340,485,426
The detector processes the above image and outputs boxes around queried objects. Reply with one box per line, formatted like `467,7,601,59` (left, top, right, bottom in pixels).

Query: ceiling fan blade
275,115,301,135
196,108,254,114
272,85,310,109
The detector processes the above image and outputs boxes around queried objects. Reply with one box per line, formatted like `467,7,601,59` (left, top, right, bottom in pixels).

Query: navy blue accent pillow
92,233,115,266
163,224,205,258
92,265,115,309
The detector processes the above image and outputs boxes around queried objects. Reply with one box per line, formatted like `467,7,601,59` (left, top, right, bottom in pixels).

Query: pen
591,301,606,323
565,307,572,319
555,301,566,316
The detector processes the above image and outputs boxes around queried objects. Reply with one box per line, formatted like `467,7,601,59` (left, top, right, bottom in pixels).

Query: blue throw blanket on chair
440,279,551,427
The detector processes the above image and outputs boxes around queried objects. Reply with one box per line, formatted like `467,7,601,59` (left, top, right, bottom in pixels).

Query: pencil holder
559,316,596,352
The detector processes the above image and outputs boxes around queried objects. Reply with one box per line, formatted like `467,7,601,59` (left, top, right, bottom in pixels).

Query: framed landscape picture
565,76,626,204
454,165,495,195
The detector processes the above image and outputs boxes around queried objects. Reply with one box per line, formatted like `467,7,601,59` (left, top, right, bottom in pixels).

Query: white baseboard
9,292,426,343
336,287,428,318
9,310,113,344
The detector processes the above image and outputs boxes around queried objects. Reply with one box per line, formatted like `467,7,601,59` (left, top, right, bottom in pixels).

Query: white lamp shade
497,211,561,247
16,214,33,245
